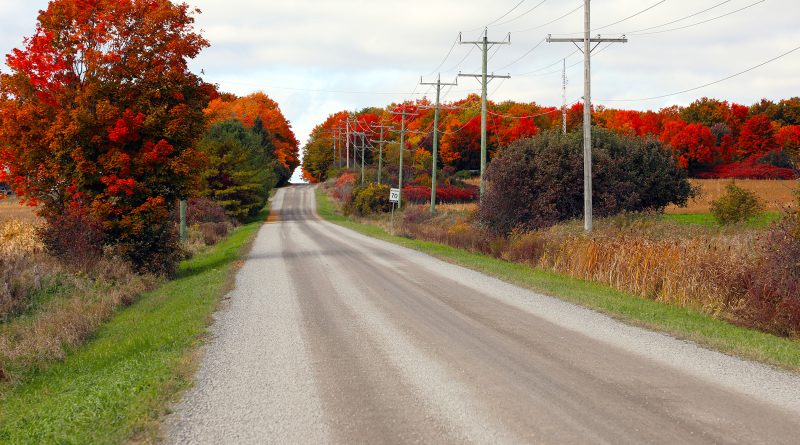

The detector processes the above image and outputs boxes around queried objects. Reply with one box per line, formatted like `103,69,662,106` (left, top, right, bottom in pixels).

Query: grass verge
0,210,266,444
662,211,781,227
316,189,800,372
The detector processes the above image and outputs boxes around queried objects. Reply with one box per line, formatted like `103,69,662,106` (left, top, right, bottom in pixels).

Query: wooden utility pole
547,1,627,232
390,109,414,209
458,29,510,202
370,124,392,185
420,74,458,214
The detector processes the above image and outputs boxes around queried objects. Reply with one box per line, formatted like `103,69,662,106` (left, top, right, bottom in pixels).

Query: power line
513,2,582,33
515,48,581,76
486,0,528,27
496,38,546,70
492,0,548,28
597,43,800,102
620,0,733,34
629,0,766,36
550,0,668,36
425,36,459,76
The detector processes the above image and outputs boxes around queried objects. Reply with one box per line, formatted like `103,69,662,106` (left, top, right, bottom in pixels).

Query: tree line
303,96,800,182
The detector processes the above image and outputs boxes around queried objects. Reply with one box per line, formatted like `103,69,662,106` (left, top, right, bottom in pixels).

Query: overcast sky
2,0,799,173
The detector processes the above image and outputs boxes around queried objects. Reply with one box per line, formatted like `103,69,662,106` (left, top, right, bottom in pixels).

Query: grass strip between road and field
0,209,267,444
316,189,800,373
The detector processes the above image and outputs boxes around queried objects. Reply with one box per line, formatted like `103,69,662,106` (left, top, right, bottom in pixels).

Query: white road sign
389,188,400,203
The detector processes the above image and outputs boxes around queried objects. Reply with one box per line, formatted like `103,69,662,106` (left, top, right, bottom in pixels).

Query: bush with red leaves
698,154,798,179
402,186,478,204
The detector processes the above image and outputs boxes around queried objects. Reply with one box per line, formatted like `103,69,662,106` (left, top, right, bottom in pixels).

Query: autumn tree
198,120,276,220
659,119,716,173
738,115,779,157
777,125,800,161
205,92,300,185
0,0,212,274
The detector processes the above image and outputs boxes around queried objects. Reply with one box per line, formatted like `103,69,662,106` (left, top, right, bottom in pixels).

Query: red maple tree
0,0,212,272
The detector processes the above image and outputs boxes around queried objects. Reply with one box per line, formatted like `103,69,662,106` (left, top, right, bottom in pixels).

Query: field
453,178,798,218
0,198,37,223
666,179,798,214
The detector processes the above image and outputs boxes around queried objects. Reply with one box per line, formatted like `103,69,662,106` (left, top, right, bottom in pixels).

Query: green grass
0,212,266,444
317,189,800,372
663,211,781,228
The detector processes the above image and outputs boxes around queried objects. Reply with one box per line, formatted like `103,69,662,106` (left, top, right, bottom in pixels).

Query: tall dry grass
0,219,155,382
397,209,793,334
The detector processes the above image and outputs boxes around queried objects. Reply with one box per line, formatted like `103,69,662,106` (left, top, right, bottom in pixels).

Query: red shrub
699,156,797,179
402,186,478,204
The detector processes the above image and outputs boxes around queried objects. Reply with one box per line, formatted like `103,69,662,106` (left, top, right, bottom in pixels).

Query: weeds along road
166,185,800,444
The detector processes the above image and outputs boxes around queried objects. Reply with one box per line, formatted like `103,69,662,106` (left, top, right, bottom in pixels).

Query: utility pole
458,29,510,202
331,128,338,172
345,118,351,169
562,58,568,135
370,124,392,185
359,131,367,185
420,74,458,214
390,109,413,209
547,2,627,232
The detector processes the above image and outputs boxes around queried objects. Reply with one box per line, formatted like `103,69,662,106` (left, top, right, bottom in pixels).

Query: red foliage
402,185,478,203
659,119,716,170
0,0,211,272
777,125,800,154
698,156,797,180
738,115,779,156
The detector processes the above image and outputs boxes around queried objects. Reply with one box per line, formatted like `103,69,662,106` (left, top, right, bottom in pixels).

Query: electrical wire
597,43,800,102
425,36,459,76
515,48,580,76
496,38,546,70
629,0,766,36
512,2,582,33
492,0,548,28
487,101,578,119
619,0,733,34
550,0,668,36
486,0,528,27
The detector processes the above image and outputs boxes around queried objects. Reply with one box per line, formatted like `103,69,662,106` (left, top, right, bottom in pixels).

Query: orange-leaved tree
0,0,213,274
205,92,300,185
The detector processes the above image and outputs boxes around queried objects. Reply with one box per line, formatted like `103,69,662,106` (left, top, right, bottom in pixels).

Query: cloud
2,0,799,152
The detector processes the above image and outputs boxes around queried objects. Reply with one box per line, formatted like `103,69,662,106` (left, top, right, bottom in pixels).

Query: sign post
389,188,400,233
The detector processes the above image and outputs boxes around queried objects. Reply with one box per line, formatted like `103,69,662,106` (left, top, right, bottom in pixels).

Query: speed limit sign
389,188,400,203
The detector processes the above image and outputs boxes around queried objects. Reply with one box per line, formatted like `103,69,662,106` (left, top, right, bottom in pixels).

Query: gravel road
165,185,800,444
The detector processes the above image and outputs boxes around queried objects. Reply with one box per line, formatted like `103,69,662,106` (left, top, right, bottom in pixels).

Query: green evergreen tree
198,120,277,221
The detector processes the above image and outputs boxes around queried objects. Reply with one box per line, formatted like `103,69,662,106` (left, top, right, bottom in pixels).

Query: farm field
666,179,798,214
0,199,37,223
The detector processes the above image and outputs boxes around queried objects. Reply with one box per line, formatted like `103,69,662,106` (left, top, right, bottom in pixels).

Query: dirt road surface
166,185,800,444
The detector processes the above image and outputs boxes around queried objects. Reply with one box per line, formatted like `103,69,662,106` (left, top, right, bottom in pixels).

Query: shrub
186,197,230,225
402,186,478,204
698,153,797,180
710,182,764,225
349,183,392,216
479,129,694,234
38,206,104,272
740,195,800,336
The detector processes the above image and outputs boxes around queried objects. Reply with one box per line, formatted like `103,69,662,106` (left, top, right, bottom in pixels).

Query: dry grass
0,199,38,223
435,202,478,213
667,179,798,214
396,208,788,335
0,218,155,381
